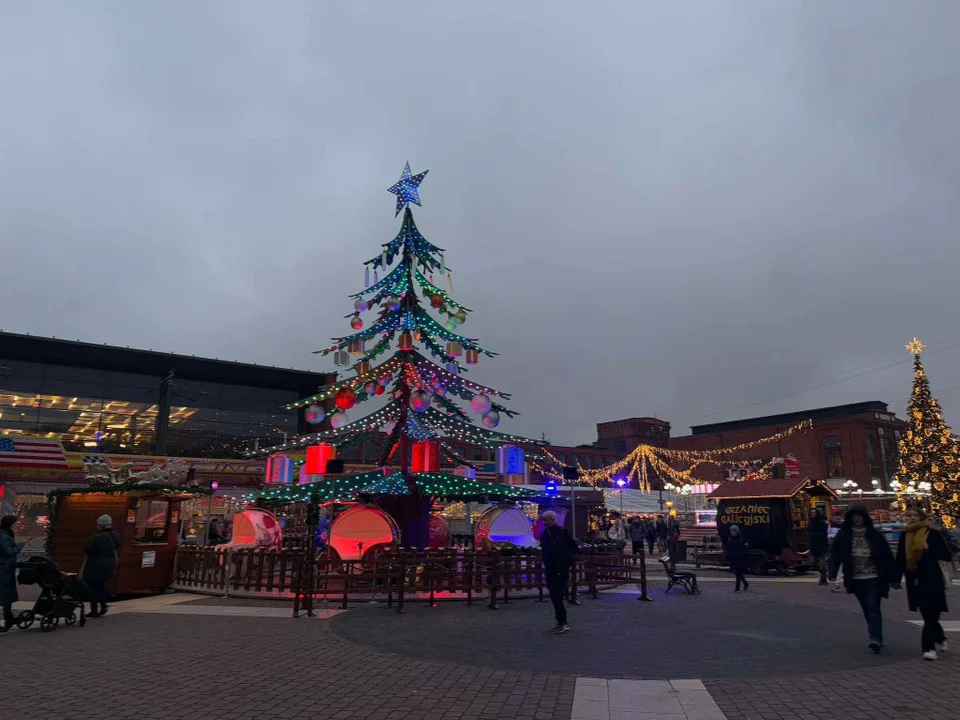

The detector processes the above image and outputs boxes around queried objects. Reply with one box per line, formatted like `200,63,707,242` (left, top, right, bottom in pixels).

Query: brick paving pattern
2,579,958,719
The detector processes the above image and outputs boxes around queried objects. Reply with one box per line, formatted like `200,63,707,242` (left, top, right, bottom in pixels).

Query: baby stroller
15,556,91,632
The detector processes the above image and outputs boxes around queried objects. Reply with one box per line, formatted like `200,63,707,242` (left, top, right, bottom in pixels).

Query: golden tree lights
895,338,960,528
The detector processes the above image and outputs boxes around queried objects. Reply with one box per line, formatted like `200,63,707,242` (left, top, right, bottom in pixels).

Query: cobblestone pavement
2,580,958,719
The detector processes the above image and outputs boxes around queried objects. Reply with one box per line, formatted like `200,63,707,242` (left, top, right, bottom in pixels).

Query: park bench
659,556,700,595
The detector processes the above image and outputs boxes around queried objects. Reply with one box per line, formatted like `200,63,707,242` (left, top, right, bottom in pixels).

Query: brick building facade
669,401,905,491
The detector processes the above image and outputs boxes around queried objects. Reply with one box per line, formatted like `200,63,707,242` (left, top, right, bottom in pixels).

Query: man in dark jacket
0,514,25,632
540,510,578,634
828,505,897,652
656,518,669,554
81,514,121,618
725,525,750,592
808,508,829,585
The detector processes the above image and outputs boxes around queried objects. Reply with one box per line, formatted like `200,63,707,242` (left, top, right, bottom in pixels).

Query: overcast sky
2,1,959,445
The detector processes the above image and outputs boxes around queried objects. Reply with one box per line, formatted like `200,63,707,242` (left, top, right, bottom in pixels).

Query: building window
881,430,899,480
471,448,483,461
582,457,592,469
865,435,881,478
822,436,844,479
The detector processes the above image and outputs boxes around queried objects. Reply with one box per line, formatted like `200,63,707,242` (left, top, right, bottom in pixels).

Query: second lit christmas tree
896,337,960,528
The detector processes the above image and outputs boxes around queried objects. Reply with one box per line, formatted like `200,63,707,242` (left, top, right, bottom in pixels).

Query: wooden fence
173,545,648,612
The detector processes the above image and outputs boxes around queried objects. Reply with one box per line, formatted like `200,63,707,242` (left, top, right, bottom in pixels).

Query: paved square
2,579,959,719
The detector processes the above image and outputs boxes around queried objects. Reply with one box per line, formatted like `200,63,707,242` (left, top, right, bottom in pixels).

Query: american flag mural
0,438,69,468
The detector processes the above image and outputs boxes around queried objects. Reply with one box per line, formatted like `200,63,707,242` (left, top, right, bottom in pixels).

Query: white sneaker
923,650,938,661
937,640,949,653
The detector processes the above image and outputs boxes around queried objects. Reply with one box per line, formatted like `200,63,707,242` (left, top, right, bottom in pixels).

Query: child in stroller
15,556,91,632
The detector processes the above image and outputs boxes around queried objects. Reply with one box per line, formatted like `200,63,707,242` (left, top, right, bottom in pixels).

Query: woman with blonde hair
895,505,953,660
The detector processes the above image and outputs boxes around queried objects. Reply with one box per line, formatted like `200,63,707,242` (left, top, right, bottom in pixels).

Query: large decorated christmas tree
251,163,542,546
896,337,960,528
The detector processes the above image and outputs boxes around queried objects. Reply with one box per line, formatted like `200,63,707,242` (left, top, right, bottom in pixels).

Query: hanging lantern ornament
354,298,368,313
330,412,349,430
348,339,365,356
481,409,500,429
471,393,492,414
431,295,444,309
446,318,460,331
398,331,414,351
335,387,358,411
304,404,326,425
350,315,363,330
445,362,459,375
354,361,370,375
465,349,479,365
333,350,350,367
445,341,462,357
409,389,432,413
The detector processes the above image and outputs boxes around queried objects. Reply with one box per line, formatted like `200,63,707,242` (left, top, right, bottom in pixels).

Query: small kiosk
708,477,838,575
49,459,209,595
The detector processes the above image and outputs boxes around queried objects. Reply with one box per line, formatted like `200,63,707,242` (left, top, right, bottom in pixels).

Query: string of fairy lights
527,421,813,492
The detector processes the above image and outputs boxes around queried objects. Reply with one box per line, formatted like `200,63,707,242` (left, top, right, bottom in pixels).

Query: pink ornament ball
409,389,432,413
481,410,500,429
330,412,349,430
305,404,326,425
470,393,492,414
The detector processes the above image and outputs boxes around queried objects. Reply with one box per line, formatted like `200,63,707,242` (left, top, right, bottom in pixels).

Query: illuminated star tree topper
387,161,429,216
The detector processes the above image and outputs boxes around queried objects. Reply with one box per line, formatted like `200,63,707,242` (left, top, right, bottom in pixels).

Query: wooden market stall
707,477,838,575
49,484,209,596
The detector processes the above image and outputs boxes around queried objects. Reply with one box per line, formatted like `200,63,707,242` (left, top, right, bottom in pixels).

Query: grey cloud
1,1,958,446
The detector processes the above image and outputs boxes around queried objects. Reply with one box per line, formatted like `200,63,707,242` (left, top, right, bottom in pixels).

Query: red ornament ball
335,387,358,411
373,384,385,396
431,295,444,309
350,316,363,330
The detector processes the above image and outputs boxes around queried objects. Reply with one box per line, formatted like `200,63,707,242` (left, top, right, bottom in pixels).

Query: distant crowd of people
626,516,681,556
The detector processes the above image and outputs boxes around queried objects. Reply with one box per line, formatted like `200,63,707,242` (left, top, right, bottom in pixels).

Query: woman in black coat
895,505,953,660
0,514,25,632
725,525,750,592
81,514,121,618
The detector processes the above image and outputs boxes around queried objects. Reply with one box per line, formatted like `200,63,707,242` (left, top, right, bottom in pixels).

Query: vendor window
135,499,171,543
822,436,844,479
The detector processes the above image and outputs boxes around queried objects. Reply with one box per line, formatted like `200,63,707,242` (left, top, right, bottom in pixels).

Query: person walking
808,508,829,585
645,520,657,556
629,519,646,555
81,514,121,618
725,525,750,592
828,505,896,653
540,510,578,634
656,517,669,555
0,515,25,633
895,505,952,660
